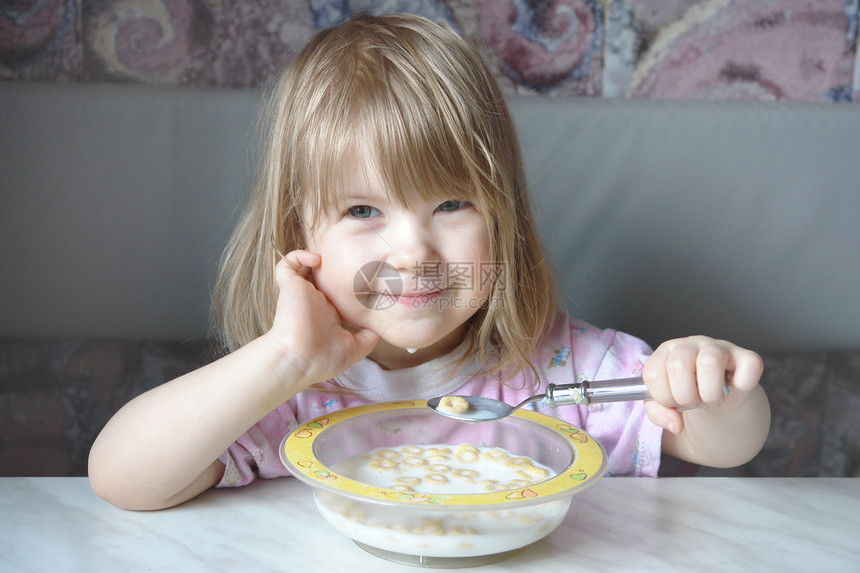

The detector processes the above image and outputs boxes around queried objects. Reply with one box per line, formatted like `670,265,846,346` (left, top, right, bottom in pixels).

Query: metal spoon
428,377,651,422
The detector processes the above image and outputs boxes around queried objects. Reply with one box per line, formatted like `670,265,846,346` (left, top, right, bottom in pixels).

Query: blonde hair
214,14,556,384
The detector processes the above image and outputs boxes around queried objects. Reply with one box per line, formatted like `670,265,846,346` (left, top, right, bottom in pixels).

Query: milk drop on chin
406,348,418,354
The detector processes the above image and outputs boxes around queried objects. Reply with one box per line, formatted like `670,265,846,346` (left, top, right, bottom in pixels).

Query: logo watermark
353,261,402,310
352,261,506,311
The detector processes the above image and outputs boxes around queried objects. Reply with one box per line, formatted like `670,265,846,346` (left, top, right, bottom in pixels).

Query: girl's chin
376,326,468,359
372,337,434,356
340,308,475,365
366,343,435,370
339,321,438,356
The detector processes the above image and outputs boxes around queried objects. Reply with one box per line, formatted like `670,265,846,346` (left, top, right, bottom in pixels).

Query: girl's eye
346,205,381,219
436,200,469,212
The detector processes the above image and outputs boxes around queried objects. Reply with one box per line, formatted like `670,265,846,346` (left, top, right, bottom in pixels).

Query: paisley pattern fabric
624,0,857,102
476,0,605,95
2,0,860,101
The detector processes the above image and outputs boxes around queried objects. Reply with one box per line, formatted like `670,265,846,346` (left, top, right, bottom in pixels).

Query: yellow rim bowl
280,400,607,509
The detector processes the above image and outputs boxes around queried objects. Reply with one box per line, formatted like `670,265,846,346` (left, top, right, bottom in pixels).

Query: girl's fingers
694,341,731,407
271,250,378,377
644,340,700,409
350,327,381,361
644,400,684,435
276,250,321,283
727,347,764,393
644,337,764,435
645,337,757,410
663,341,702,409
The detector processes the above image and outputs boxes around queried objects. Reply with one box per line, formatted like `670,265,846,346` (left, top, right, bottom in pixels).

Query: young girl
89,14,769,511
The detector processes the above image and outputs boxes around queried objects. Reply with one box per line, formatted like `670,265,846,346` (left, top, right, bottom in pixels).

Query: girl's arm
88,251,379,510
642,337,771,468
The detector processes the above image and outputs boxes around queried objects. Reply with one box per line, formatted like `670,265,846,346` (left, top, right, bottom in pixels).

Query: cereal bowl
280,401,606,568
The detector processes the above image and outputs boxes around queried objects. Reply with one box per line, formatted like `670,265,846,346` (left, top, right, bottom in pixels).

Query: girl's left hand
642,336,764,435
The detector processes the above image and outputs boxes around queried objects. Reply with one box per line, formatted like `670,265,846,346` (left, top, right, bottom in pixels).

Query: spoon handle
546,377,650,406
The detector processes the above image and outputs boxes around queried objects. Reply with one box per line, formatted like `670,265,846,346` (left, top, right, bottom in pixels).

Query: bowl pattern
281,400,606,507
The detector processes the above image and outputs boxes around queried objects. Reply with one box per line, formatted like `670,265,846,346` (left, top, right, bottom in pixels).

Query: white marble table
1,477,857,572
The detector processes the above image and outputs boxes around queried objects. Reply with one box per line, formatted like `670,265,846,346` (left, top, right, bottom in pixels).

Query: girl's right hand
268,250,379,388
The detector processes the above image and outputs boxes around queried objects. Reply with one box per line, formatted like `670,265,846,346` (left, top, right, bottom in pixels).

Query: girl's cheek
313,255,355,300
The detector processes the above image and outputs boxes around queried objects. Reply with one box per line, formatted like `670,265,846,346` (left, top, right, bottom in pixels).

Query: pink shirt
218,312,662,487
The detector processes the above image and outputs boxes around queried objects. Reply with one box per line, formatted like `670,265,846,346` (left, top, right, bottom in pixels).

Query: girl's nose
385,219,438,272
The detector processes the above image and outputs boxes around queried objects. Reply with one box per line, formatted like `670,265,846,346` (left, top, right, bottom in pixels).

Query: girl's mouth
377,289,446,306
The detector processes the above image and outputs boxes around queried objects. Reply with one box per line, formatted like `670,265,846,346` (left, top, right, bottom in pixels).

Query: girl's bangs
302,100,485,229
362,89,486,209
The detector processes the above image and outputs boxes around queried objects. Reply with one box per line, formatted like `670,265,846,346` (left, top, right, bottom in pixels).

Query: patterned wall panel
2,0,859,101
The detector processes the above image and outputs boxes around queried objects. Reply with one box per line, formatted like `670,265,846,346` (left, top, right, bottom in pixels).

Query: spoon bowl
426,394,544,422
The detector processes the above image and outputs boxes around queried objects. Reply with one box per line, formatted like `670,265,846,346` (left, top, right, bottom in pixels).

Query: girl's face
304,157,493,369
